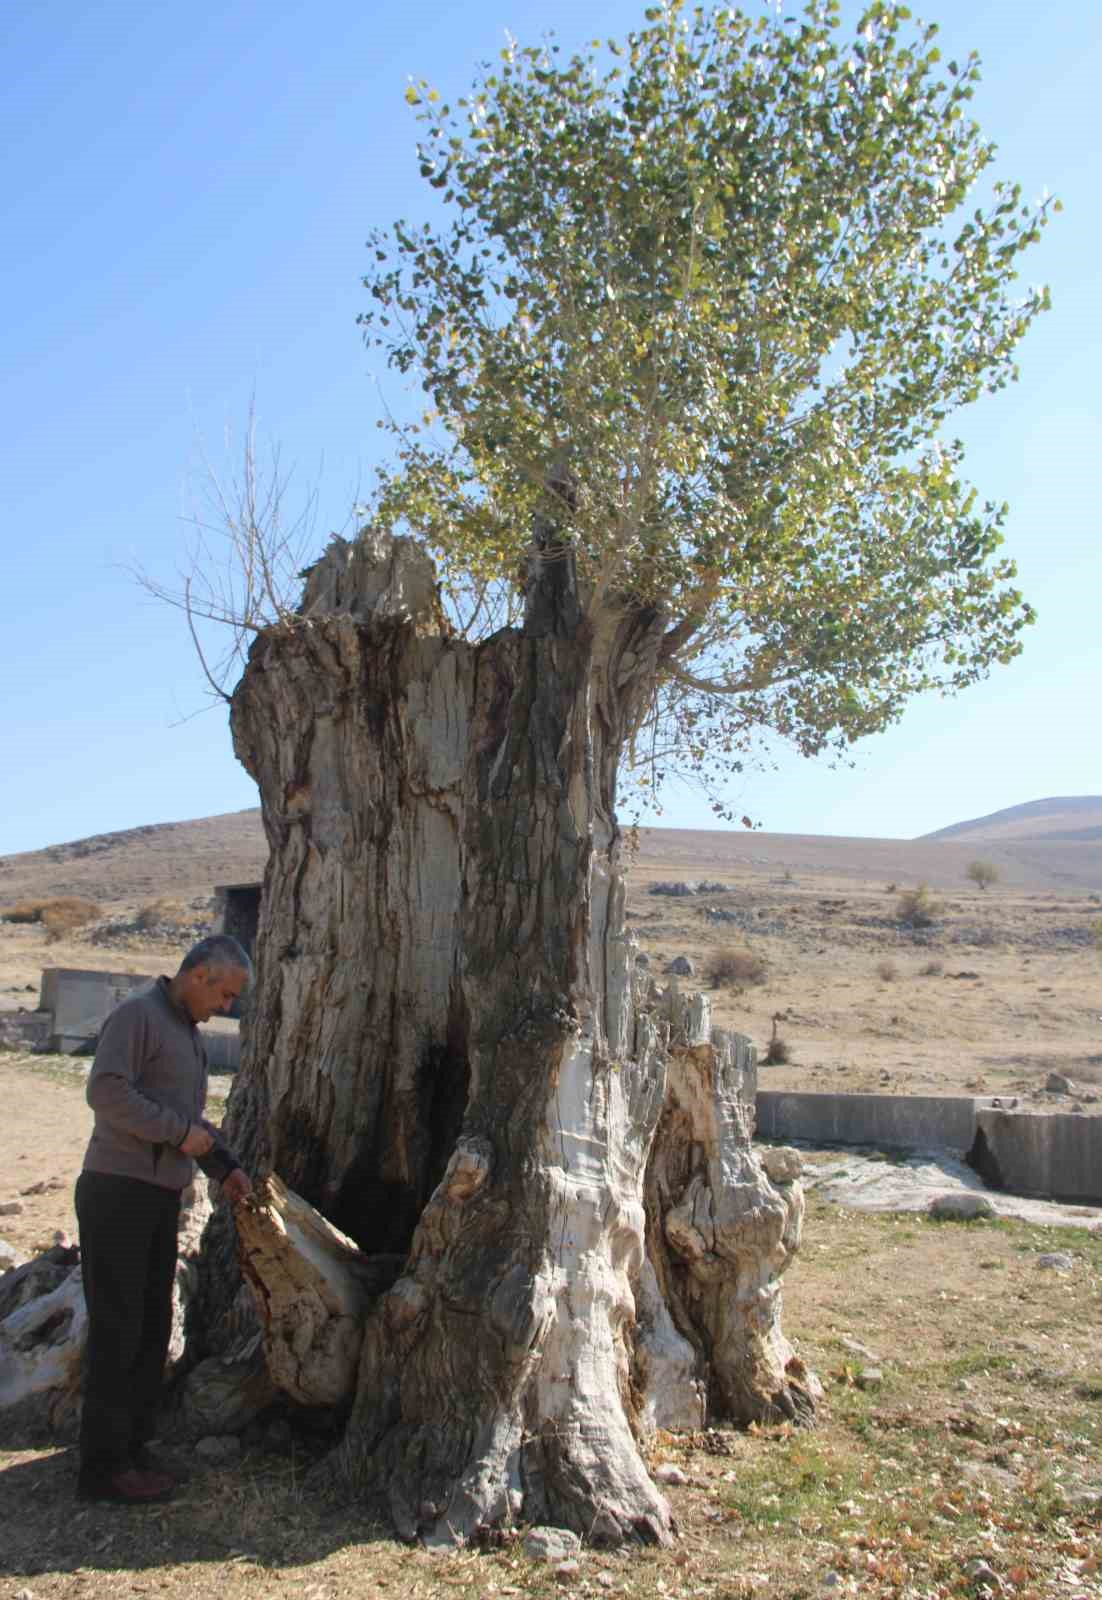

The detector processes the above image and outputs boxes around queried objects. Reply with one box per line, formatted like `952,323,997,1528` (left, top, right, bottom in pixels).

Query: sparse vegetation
876,959,898,982
135,898,193,931
919,958,944,977
3,1136,1101,1600
764,1015,791,1065
2,901,50,924
966,859,1000,891
707,944,767,989
1,896,100,935
896,882,939,928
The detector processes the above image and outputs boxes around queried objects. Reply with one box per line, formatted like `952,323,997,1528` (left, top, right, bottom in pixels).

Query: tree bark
203,528,815,1546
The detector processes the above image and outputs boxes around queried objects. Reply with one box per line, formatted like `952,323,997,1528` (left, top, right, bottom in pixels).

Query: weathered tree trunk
200,528,814,1546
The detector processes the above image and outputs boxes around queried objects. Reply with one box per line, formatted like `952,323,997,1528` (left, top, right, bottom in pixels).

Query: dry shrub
135,898,191,931
877,959,899,982
920,958,944,977
2,901,48,924
3,896,100,933
896,883,939,928
708,945,767,988
39,897,101,939
763,1033,791,1065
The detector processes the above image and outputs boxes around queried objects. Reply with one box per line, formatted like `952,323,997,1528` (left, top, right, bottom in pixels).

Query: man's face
181,963,247,1024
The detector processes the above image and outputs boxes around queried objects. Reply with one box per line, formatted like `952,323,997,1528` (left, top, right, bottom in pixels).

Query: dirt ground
1,1052,1099,1600
623,857,1102,1110
2,853,1100,1111
2,854,1101,1598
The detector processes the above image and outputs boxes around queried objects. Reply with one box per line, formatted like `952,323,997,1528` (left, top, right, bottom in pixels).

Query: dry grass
708,945,768,989
1,897,101,938
876,959,898,983
134,898,194,932
2,1197,1100,1600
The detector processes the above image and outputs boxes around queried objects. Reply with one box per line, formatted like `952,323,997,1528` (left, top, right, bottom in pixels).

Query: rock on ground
760,1146,803,1183
194,1434,243,1464
522,1527,583,1563
929,1192,995,1220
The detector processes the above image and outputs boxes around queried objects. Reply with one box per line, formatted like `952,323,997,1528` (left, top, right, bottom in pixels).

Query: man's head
172,935,253,1024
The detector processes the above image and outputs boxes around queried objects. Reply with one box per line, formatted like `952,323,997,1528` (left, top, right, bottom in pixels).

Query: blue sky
2,0,1098,856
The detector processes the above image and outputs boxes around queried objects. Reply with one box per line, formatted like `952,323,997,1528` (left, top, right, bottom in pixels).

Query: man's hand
179,1123,214,1157
221,1168,252,1204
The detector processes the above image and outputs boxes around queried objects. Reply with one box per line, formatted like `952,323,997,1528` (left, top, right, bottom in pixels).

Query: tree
966,859,1000,891
187,0,1050,1549
361,0,1051,804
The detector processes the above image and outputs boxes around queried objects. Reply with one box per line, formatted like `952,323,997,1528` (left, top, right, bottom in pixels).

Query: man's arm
195,1121,251,1200
86,1005,190,1148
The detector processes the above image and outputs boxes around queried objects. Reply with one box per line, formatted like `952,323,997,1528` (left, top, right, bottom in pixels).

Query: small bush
708,945,768,988
763,1033,791,1065
896,883,939,928
920,959,944,977
2,901,49,924
876,959,898,982
40,897,101,939
135,898,191,932
2,896,100,933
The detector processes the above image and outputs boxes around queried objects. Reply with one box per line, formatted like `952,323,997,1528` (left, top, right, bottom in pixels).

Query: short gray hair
178,934,253,984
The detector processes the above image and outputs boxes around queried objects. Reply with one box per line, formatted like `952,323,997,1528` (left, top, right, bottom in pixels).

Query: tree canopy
359,0,1053,807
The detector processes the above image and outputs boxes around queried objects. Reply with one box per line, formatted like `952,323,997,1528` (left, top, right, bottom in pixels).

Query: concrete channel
755,1089,1101,1205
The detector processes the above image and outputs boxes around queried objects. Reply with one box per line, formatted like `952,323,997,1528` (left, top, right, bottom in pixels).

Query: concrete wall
39,967,153,1052
755,1090,984,1153
972,1108,1102,1205
0,1010,52,1051
199,1020,241,1073
754,1088,1102,1206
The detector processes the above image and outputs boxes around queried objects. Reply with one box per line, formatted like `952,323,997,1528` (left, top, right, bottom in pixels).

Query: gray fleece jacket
82,977,241,1191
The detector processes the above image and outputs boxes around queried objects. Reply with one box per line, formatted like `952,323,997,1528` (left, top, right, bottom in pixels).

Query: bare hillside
923,794,1102,845
3,801,1102,907
0,811,268,908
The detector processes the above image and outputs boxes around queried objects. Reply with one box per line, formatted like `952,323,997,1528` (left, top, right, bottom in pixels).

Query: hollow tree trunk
203,528,814,1547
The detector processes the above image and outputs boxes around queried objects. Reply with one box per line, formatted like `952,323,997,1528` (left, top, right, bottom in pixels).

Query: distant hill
0,811,269,909
3,798,1102,906
923,796,1102,845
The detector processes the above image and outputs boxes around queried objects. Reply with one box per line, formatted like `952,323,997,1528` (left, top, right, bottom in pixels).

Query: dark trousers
75,1172,180,1480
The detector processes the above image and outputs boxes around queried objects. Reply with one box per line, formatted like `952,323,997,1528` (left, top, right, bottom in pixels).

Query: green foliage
360,0,1053,799
966,858,999,890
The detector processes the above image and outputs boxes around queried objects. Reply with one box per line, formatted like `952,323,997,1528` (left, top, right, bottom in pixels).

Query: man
75,934,253,1505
